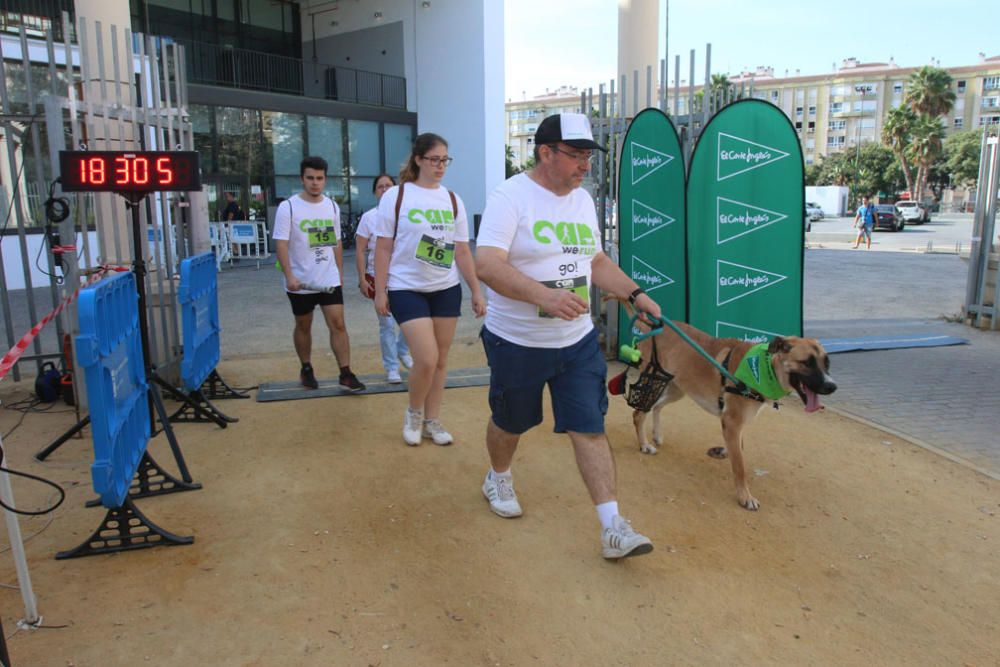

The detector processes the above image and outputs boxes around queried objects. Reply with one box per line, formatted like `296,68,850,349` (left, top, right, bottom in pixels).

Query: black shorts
286,287,343,316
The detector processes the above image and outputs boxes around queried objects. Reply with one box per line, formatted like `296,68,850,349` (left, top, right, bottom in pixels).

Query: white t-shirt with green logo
355,207,378,276
374,183,469,293
271,194,342,294
477,173,599,348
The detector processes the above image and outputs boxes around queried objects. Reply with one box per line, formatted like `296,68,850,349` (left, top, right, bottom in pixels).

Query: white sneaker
421,418,453,446
482,471,522,518
601,515,653,560
403,408,423,446
387,369,402,384
400,354,414,369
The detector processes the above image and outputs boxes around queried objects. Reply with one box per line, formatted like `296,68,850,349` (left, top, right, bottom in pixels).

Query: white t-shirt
476,173,600,349
271,194,342,293
374,183,469,293
355,207,378,276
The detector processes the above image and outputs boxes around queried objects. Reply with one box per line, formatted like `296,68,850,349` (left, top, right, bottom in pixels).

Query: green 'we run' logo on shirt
532,220,597,256
408,208,455,232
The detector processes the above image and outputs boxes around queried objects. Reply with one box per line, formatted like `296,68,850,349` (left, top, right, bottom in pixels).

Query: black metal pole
126,195,157,434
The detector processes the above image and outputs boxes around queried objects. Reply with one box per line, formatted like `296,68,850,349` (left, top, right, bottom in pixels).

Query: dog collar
733,344,789,401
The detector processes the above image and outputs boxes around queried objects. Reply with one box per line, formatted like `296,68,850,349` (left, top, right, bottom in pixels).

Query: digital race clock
59,151,201,193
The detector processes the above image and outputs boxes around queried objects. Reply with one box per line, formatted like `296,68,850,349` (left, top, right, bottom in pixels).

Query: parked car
873,204,904,232
805,202,824,221
895,201,929,224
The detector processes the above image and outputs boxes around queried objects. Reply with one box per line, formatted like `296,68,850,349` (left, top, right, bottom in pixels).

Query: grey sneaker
403,408,423,446
601,515,653,560
387,369,402,384
421,418,453,446
482,471,522,518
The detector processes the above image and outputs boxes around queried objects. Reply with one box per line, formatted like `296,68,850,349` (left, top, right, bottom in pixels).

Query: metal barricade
209,221,230,270
224,220,271,269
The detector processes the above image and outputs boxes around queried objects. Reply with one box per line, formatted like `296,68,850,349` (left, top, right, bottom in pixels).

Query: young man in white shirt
476,113,662,560
272,156,364,392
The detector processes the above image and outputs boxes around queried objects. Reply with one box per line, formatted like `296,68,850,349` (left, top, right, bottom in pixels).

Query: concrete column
618,0,659,115
413,0,504,226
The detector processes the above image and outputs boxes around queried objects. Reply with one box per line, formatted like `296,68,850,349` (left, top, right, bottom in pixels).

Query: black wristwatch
628,287,646,305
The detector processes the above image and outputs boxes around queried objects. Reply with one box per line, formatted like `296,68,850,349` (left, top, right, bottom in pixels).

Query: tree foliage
943,128,984,186
810,143,903,198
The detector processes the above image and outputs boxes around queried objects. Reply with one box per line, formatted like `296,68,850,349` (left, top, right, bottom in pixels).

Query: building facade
2,0,503,230
504,55,1000,168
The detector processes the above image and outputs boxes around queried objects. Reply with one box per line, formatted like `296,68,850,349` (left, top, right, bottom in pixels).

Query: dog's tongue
802,385,822,413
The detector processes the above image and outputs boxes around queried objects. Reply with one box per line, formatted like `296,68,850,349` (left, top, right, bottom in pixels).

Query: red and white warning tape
0,266,129,381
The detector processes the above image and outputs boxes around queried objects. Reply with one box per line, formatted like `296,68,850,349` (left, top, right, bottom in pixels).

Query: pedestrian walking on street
853,195,876,249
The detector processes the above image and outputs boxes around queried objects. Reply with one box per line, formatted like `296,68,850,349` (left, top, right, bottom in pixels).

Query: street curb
826,405,1000,483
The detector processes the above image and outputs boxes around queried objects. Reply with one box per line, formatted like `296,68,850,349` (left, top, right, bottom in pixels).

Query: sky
504,0,1000,101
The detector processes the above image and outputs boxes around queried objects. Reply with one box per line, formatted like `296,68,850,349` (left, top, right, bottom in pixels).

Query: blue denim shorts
480,326,608,435
388,284,462,325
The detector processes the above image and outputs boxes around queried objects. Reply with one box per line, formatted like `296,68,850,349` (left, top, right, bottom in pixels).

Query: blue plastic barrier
178,252,221,392
75,272,150,508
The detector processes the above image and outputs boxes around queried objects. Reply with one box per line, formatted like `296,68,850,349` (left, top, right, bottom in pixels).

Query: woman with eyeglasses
374,132,487,447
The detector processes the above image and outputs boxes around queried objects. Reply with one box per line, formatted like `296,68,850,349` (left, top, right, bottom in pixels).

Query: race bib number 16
415,234,455,268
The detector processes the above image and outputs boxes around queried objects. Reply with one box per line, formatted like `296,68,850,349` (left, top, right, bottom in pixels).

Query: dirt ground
1,338,999,667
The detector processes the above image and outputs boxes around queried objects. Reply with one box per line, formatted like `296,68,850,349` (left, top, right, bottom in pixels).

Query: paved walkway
803,248,1000,479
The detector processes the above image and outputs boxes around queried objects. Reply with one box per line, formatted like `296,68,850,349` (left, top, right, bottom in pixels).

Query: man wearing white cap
475,113,662,560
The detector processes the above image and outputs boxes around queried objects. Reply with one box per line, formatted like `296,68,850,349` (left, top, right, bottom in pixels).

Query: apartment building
505,55,1000,168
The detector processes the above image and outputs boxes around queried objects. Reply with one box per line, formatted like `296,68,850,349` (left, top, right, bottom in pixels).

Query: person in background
853,195,876,250
272,156,365,393
355,174,413,384
373,133,487,446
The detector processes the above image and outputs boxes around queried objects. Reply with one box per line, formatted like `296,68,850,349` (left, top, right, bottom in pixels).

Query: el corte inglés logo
716,197,788,244
716,321,781,344
630,141,674,185
716,132,790,181
632,200,674,242
717,260,787,306
631,256,674,292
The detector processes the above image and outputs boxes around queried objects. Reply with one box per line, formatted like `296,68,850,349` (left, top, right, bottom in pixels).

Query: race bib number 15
308,227,338,248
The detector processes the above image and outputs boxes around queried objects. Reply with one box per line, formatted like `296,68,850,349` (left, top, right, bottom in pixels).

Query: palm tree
882,105,917,197
709,74,734,112
908,113,945,198
905,66,956,118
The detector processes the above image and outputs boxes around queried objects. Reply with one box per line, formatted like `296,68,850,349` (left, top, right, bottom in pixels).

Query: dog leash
622,313,757,400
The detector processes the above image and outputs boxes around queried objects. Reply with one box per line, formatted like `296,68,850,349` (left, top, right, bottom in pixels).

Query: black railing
0,0,74,42
178,39,304,96
324,66,407,109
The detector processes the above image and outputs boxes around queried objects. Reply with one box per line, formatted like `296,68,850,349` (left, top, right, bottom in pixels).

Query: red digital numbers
60,151,200,192
156,157,173,185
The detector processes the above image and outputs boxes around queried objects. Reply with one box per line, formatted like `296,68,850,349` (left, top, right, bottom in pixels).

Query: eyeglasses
549,146,593,164
421,156,454,167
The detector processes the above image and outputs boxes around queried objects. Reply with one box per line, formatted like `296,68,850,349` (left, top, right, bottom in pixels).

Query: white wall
304,0,504,224
806,186,850,217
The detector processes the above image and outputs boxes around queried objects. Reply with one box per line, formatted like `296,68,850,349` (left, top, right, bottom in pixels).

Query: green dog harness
732,344,789,401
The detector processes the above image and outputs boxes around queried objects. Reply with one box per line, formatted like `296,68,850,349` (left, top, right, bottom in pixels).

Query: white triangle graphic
716,197,789,245
716,259,788,306
631,141,674,186
631,256,675,293
632,199,675,242
716,132,790,182
715,320,782,343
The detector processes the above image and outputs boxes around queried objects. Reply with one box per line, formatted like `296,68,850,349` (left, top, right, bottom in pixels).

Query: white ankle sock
596,501,619,529
489,468,511,481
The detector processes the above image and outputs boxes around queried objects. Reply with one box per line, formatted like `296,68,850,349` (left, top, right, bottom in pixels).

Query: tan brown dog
624,319,836,511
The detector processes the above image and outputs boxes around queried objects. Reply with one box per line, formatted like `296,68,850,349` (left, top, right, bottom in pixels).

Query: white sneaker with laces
482,471,522,518
601,515,653,560
421,418,453,445
403,408,423,446
400,354,414,369
387,369,402,384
